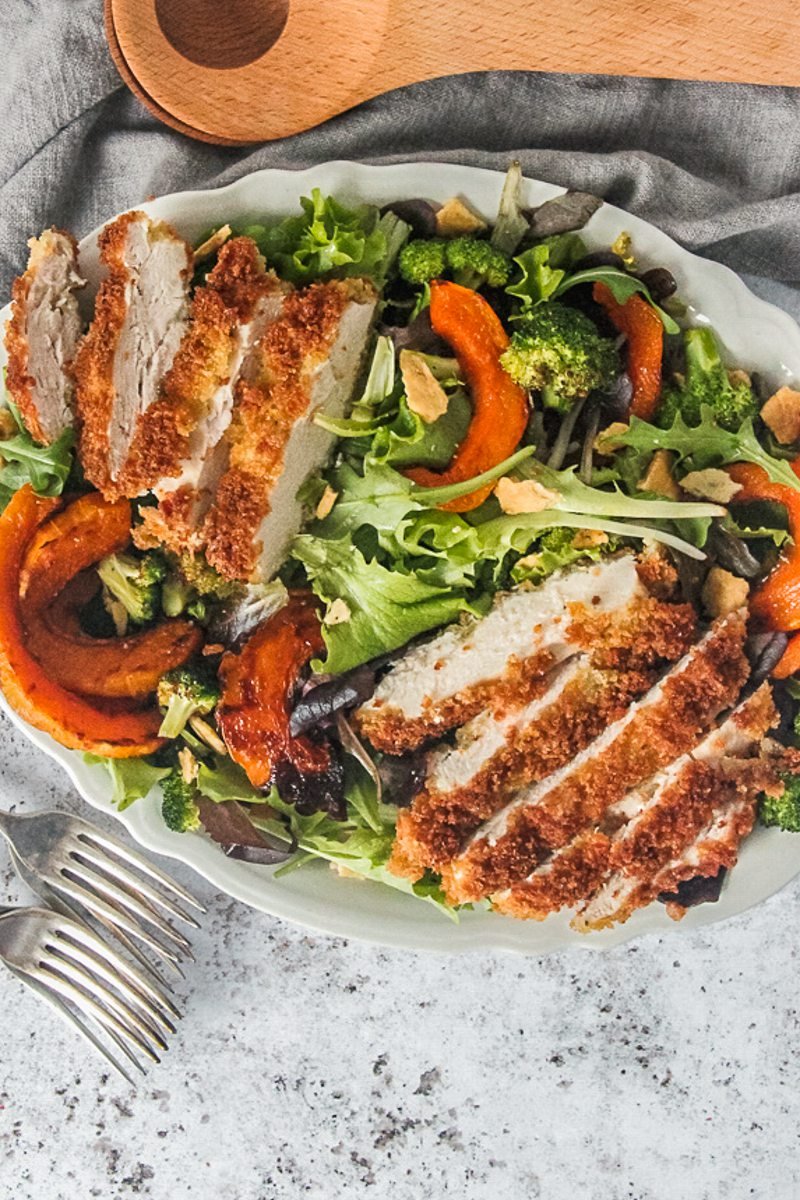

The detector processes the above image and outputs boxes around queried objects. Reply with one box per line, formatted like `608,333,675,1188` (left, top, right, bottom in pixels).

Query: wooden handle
109,0,800,144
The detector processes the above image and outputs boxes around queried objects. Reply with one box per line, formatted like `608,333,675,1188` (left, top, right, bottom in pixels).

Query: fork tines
3,907,182,1084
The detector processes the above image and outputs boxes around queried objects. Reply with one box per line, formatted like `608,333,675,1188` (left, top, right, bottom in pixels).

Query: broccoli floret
500,302,619,411
398,239,447,285
656,327,758,432
177,551,238,599
97,551,167,625
759,773,800,831
161,552,238,618
161,771,201,833
157,665,221,740
444,237,512,289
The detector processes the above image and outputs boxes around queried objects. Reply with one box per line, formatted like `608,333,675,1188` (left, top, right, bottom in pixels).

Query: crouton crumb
760,386,800,445
637,450,681,500
496,476,560,515
572,529,609,550
325,598,351,626
315,484,339,520
435,197,488,237
701,567,749,618
680,468,741,504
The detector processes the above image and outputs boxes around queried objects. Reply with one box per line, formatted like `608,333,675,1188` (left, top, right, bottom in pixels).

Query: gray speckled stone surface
2,707,800,1200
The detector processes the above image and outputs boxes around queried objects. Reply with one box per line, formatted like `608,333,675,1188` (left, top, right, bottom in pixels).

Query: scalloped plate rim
2,159,800,956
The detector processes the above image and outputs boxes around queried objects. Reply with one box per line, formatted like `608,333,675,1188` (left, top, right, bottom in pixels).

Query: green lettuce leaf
198,756,455,917
0,403,75,511
506,243,565,306
84,754,170,812
514,456,723,522
292,534,477,673
370,392,472,469
613,408,800,493
241,191,403,284
510,527,616,584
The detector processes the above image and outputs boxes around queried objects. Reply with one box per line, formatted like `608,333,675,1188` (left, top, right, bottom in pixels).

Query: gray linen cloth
2,0,800,322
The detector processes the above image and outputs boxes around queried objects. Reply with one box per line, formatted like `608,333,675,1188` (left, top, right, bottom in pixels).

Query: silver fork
0,809,204,974
0,904,181,1085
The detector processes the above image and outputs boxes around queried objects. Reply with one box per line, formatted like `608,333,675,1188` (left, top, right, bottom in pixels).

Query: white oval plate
3,161,800,955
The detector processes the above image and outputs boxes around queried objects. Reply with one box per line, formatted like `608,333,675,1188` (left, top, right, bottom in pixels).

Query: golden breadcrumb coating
202,278,376,581
440,612,750,905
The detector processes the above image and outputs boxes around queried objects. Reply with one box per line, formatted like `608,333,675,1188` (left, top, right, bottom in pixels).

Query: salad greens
0,400,75,511
199,757,455,916
238,189,409,285
507,236,680,333
84,754,170,812
611,409,800,494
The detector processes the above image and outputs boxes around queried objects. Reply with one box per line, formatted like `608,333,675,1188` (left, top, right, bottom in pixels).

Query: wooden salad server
106,0,800,145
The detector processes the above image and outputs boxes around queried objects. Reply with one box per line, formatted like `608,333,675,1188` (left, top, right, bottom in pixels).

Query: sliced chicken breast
4,228,84,444
73,211,192,498
440,611,750,905
134,238,289,556
571,685,781,930
389,657,656,879
496,683,777,922
201,277,378,582
357,555,696,755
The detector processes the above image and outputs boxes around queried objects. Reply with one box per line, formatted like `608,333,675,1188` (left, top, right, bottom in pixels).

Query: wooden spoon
107,0,800,145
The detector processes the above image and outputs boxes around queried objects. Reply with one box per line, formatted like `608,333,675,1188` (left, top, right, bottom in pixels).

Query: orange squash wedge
19,492,203,699
0,486,164,757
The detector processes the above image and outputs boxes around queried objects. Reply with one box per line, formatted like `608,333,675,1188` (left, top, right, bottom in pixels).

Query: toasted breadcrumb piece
435,197,488,237
400,350,449,422
760,386,800,445
680,468,741,504
701,567,749,619
637,449,681,499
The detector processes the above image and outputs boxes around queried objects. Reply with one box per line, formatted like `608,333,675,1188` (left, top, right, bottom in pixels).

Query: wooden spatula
107,0,800,145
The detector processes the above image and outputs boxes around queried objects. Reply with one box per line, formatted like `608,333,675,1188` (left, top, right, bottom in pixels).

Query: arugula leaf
505,239,679,333
514,456,724,522
0,403,75,510
554,266,680,334
240,190,395,284
614,408,800,493
314,448,536,550
292,534,477,673
84,754,170,812
477,509,711,564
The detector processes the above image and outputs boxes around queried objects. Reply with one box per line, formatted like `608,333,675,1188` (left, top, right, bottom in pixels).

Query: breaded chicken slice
389,657,656,879
73,211,192,498
134,238,289,556
201,277,378,582
440,611,750,905
496,683,777,922
357,555,696,755
570,684,782,930
4,228,84,444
